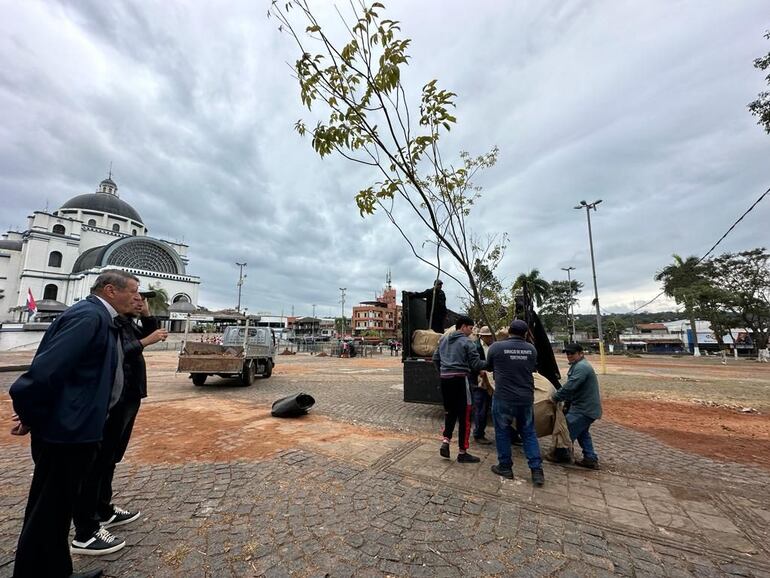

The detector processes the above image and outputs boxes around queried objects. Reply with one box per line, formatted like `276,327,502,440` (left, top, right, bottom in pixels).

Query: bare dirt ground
2,350,768,469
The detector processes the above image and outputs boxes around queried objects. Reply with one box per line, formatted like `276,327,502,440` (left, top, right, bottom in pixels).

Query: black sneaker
511,437,523,446
575,458,599,470
473,436,493,445
101,506,141,528
491,465,513,479
439,442,450,459
71,528,126,556
531,468,545,486
457,452,480,463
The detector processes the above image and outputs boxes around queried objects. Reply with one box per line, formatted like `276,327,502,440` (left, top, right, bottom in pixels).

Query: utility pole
561,266,576,342
312,304,316,338
574,199,606,374
235,262,247,314
339,287,347,338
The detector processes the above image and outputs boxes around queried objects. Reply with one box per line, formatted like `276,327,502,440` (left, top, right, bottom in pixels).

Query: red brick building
352,273,402,338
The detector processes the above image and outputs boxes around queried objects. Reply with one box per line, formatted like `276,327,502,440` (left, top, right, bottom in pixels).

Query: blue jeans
471,387,490,439
492,398,542,470
566,412,598,461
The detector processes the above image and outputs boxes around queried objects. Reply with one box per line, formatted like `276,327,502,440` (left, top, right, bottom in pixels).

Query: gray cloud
1,0,768,319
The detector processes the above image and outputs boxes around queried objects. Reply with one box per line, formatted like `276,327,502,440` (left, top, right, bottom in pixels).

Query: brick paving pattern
1,354,769,577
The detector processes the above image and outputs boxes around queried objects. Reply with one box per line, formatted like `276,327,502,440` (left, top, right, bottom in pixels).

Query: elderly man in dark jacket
72,292,167,555
10,270,139,578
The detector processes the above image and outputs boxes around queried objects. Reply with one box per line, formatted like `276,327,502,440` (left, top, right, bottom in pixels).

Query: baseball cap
509,319,529,336
564,343,583,354
139,290,156,299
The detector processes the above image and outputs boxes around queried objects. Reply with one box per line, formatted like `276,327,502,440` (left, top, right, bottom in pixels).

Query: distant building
0,175,200,322
352,272,402,338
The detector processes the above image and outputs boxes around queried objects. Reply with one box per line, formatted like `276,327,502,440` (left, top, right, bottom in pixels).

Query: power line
630,185,770,314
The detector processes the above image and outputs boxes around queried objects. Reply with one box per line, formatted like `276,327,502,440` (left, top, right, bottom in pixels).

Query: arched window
48,251,62,268
52,224,65,235
43,284,58,300
132,229,137,236
173,294,191,303
112,224,120,232
88,219,97,226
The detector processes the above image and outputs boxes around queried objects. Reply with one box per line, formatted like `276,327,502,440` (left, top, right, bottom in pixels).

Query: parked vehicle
178,323,276,387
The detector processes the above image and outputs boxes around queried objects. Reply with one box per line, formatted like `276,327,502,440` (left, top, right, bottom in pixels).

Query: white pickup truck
178,324,276,387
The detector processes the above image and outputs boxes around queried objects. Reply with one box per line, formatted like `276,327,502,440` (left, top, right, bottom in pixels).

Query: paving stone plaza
1,353,769,577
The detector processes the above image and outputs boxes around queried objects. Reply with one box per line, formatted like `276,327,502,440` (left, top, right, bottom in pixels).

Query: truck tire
263,359,273,378
240,361,255,386
191,373,207,387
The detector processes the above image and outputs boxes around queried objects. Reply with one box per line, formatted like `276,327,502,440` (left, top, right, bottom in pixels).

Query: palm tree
654,254,705,356
146,284,169,316
512,269,550,308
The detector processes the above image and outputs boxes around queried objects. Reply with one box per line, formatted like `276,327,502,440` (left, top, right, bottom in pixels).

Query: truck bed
178,341,244,373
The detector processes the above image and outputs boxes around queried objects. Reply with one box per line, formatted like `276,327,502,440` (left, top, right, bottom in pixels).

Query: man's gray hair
91,270,139,294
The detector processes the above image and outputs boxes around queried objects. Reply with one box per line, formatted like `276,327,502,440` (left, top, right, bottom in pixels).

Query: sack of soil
271,393,316,418
411,329,442,356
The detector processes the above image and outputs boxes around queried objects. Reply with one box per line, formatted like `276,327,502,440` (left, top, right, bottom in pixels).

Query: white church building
0,176,200,322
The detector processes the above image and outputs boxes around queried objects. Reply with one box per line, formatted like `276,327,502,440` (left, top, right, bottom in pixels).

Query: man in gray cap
551,343,602,468
485,319,545,485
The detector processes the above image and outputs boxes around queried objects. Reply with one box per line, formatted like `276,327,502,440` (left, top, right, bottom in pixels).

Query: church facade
0,176,200,322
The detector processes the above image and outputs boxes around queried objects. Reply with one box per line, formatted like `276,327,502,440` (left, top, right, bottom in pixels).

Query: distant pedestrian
551,343,602,469
486,320,545,486
9,270,139,578
432,315,487,463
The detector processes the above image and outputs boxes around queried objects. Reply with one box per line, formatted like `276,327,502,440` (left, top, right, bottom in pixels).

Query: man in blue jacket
10,270,139,578
551,343,602,469
486,319,544,486
432,315,487,463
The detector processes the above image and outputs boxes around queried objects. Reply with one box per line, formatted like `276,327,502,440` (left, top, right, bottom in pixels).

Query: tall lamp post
574,199,606,374
235,262,247,314
561,266,576,342
339,287,347,339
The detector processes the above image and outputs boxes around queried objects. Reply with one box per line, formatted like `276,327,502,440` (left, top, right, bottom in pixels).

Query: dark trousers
73,397,140,540
13,437,97,578
471,386,490,439
440,375,472,451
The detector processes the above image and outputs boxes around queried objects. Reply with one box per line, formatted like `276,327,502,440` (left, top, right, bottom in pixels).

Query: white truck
178,323,276,387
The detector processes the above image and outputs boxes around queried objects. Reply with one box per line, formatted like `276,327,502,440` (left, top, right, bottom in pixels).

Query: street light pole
235,262,247,314
312,304,316,338
339,287,346,339
561,266,576,342
574,199,606,374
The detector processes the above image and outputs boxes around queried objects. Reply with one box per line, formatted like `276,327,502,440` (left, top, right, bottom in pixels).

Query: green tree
705,248,770,352
269,1,502,332
539,279,583,335
748,31,770,134
146,284,169,316
460,234,509,333
512,269,551,308
655,255,708,355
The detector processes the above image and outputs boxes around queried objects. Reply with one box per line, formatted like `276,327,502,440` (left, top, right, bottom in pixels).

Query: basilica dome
59,177,144,224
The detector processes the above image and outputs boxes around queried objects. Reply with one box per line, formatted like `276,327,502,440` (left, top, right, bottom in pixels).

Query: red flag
26,288,37,314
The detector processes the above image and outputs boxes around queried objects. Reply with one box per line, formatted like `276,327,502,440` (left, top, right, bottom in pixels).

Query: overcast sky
1,1,768,318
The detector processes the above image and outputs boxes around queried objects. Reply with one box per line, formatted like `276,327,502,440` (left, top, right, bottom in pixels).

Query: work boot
457,452,480,463
531,468,545,486
439,441,450,459
491,465,513,479
545,447,572,464
575,457,599,469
